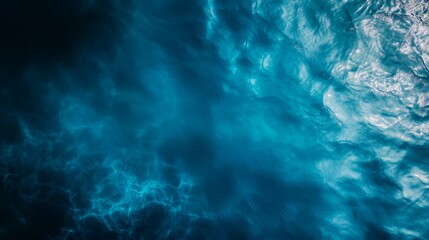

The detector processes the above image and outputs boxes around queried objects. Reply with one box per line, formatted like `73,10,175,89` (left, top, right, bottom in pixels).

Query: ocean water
1,0,429,239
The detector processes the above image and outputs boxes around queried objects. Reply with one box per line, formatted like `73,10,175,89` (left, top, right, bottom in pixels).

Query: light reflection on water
1,0,429,239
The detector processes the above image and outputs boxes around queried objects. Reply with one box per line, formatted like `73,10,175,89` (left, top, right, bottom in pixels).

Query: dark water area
1,0,429,239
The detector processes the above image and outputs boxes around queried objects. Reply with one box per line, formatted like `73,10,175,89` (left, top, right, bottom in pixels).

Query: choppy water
1,0,429,239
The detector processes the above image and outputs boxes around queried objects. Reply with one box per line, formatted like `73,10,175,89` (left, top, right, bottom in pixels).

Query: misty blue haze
1,0,429,239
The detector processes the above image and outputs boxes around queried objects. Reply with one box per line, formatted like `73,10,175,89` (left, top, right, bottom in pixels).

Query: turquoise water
1,0,429,239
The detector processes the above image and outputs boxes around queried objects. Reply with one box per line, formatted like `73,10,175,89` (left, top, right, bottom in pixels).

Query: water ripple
1,0,429,239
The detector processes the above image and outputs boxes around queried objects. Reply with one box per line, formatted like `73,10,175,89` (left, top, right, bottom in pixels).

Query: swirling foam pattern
1,0,429,239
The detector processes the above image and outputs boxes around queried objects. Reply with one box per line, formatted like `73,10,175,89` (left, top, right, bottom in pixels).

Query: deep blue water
1,0,429,239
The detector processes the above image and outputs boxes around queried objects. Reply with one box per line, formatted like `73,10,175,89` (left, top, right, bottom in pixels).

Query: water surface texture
1,0,429,239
